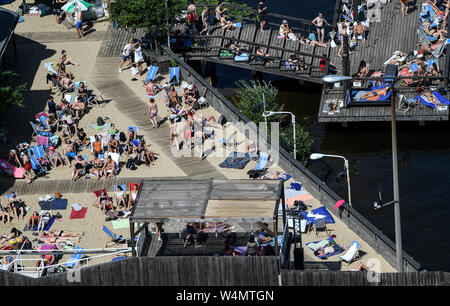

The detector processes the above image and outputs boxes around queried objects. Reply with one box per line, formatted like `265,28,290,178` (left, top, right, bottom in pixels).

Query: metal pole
344,158,352,207
292,113,296,159
391,90,403,272
263,93,268,135
165,0,171,49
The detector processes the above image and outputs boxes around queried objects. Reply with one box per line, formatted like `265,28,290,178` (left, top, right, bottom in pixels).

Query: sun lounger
30,122,52,138
219,152,251,169
29,154,46,175
103,225,125,244
234,53,249,62
409,63,418,73
63,246,84,268
306,236,344,258
432,91,450,105
399,68,413,85
253,152,269,171
92,189,112,207
169,66,180,85
44,62,60,77
339,240,361,264
145,65,158,83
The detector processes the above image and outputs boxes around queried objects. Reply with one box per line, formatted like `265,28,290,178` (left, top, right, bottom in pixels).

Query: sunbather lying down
422,91,441,105
360,86,391,100
314,243,349,257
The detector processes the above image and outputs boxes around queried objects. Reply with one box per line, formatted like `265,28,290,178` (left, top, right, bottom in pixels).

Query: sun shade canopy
130,179,284,223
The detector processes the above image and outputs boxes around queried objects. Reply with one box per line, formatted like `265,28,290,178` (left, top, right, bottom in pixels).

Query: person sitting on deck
360,85,391,100
71,155,86,181
76,82,88,102
429,62,440,76
422,91,442,106
109,134,119,153
227,41,241,55
279,20,293,39
184,85,198,107
145,80,160,97
354,21,365,41
48,146,64,168
356,60,370,78
71,96,85,120
136,142,156,167
60,73,74,90
165,85,180,107
220,14,233,31
255,47,271,63
245,234,258,256
256,225,273,244
184,223,201,248
8,193,26,220
60,50,78,67
98,190,113,215
88,153,103,180
102,155,116,179
288,54,308,72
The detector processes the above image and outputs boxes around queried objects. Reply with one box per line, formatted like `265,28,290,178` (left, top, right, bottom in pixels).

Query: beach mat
38,199,68,210
70,207,88,219
24,216,56,232
112,218,130,229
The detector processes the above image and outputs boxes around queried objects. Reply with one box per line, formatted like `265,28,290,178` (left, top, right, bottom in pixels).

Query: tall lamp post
165,0,170,49
262,111,296,159
310,153,352,207
321,74,403,272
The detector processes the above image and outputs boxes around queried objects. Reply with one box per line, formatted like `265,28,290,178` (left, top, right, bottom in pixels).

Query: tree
232,80,313,165
0,70,27,111
109,0,185,34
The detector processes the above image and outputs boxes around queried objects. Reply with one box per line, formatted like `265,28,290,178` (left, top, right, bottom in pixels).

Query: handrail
181,34,330,60
161,45,423,272
200,2,334,30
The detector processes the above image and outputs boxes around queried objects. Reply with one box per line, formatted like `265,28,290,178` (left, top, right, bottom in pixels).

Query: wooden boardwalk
173,22,330,83
90,56,227,180
319,0,450,122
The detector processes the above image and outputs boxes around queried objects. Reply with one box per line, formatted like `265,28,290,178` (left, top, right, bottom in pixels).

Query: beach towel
112,218,130,229
64,246,84,268
0,158,24,178
301,206,335,224
234,53,249,62
70,207,88,219
351,85,392,103
286,192,314,205
24,216,55,232
36,135,49,146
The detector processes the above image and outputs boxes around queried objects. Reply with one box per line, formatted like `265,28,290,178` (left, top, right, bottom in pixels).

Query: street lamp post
310,153,352,207
165,0,170,49
262,111,296,159
321,74,403,272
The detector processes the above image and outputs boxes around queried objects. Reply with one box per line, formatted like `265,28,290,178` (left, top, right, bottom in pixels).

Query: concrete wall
162,46,423,272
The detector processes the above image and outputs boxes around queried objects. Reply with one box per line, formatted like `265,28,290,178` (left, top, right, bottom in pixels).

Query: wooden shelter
129,179,286,256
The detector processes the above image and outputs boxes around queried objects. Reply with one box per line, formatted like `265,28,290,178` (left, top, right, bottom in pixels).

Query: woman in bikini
76,82,88,102
279,20,292,39
98,190,113,215
37,212,52,232
169,119,179,150
220,14,233,31
137,142,155,167
128,184,139,211
148,98,158,128
71,155,86,181
182,116,193,151
60,50,78,67
361,86,391,100
114,185,127,210
48,146,64,168
89,153,103,180
299,37,327,48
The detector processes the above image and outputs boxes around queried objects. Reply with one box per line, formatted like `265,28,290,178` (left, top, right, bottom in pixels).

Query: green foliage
232,80,313,165
194,0,253,22
0,70,26,111
109,0,185,33
170,57,179,67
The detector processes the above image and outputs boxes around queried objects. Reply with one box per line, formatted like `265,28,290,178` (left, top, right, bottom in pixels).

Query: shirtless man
312,13,330,44
145,81,159,96
423,91,441,106
215,2,227,20
61,73,74,90
102,156,116,179
220,14,233,31
165,85,179,106
148,98,158,128
361,86,391,100
354,21,365,41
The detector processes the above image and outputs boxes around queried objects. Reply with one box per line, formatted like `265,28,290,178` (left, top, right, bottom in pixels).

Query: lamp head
310,153,324,160
322,75,353,83
262,111,274,117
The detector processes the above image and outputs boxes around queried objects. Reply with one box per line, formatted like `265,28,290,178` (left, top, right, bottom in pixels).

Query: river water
212,0,450,271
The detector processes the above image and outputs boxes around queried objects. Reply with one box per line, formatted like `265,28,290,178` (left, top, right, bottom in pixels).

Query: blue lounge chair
253,152,269,171
409,63,418,73
432,91,450,105
169,67,180,85
427,59,438,71
64,246,84,268
103,225,124,242
145,66,158,83
30,122,53,138
341,13,353,23
44,62,60,77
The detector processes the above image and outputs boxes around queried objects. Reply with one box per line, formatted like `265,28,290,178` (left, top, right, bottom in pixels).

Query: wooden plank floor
176,23,330,83
90,57,227,180
319,0,449,122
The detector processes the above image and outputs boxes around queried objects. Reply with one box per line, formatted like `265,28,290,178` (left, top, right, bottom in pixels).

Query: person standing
199,6,209,35
400,0,408,17
312,13,330,44
74,2,83,39
119,39,133,72
148,98,158,128
132,40,144,76
257,0,267,31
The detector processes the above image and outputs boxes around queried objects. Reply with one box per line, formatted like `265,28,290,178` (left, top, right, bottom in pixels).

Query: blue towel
432,91,450,105
254,152,268,171
234,53,249,62
24,216,56,232
219,152,251,169
64,247,84,268
306,237,344,258
301,206,335,224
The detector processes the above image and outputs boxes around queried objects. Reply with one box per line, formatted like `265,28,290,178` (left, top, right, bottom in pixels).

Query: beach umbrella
61,0,92,13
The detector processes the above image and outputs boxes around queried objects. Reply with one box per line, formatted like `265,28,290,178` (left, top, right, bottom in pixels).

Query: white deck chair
339,240,361,265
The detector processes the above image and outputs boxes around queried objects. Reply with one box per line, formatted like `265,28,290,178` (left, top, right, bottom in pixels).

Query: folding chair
92,189,112,208
169,66,180,85
253,152,269,171
313,218,330,237
339,241,361,265
63,246,84,268
103,225,126,247
144,65,159,84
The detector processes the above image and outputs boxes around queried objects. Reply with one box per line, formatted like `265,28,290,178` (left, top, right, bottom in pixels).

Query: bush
232,80,313,165
0,70,26,111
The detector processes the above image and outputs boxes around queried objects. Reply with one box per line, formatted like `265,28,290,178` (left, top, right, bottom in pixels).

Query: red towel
70,207,88,219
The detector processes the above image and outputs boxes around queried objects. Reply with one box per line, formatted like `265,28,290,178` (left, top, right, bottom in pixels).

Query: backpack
97,117,105,127
218,115,227,126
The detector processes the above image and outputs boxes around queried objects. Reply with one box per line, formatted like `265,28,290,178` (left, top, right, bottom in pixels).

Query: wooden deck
319,0,450,122
172,22,330,83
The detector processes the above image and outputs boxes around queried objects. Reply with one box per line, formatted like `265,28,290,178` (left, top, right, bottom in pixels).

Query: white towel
71,203,83,211
306,213,326,220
